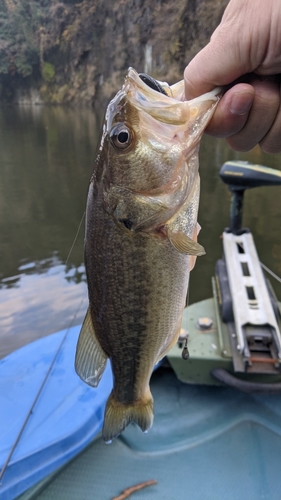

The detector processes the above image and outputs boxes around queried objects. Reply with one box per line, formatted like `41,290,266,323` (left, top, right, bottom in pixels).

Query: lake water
1,105,281,358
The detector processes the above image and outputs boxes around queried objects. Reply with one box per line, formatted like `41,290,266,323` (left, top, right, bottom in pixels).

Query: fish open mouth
124,68,190,126
138,73,169,96
123,68,221,130
121,68,222,152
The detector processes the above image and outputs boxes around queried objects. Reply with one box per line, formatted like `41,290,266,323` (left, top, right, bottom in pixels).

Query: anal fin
75,308,108,387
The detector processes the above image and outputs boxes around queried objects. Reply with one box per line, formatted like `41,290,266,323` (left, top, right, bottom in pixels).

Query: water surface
0,106,100,357
0,106,281,358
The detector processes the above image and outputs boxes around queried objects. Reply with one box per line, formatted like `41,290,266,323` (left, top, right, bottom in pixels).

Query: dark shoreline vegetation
0,0,228,106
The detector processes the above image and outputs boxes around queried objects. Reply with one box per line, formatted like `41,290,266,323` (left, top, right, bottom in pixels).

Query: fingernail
230,92,254,115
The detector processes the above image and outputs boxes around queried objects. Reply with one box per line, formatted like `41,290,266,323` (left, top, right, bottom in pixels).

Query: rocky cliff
0,0,229,106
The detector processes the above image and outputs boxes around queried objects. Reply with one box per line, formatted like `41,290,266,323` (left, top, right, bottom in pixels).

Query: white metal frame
223,231,281,359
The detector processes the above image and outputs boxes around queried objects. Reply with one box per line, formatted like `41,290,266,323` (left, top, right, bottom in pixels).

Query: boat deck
0,326,112,500
19,366,281,500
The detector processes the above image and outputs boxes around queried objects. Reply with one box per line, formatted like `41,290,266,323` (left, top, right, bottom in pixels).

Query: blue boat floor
18,366,281,500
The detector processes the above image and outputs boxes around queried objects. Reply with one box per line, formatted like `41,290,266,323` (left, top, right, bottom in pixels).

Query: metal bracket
223,231,281,373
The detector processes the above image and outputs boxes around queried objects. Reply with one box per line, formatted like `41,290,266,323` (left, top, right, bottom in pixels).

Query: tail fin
102,390,154,443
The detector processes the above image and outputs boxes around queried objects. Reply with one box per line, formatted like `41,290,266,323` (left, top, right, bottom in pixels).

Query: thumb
184,0,276,100
184,28,250,99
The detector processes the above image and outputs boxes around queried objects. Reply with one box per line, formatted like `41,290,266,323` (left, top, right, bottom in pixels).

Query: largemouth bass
75,68,220,443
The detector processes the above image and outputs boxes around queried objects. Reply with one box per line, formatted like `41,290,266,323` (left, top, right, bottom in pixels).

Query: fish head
97,68,221,231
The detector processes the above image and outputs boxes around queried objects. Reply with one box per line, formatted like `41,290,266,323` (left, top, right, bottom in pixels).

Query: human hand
184,0,281,153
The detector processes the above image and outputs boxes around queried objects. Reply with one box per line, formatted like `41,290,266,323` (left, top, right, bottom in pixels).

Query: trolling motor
214,161,281,382
168,160,281,393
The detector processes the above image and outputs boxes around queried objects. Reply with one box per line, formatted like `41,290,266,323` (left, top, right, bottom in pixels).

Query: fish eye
110,124,133,150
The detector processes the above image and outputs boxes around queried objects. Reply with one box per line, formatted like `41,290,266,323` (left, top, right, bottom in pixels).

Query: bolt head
178,328,189,341
197,317,213,330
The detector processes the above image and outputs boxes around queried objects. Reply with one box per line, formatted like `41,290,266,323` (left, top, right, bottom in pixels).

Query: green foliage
0,0,43,78
39,83,70,104
42,62,55,82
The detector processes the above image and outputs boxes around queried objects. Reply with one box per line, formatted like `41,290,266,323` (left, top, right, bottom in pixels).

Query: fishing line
260,261,281,284
0,295,86,485
0,213,87,485
185,332,212,350
65,211,86,266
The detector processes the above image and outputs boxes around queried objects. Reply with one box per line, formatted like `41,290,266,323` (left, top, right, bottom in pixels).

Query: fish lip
125,67,171,93
123,69,191,127
106,68,222,133
124,67,178,105
124,67,222,104
122,68,222,128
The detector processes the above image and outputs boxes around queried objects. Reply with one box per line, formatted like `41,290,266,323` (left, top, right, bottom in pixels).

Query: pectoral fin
167,227,205,256
75,308,108,387
190,223,202,270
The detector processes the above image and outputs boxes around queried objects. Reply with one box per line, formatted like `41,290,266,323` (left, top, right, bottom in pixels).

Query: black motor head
220,161,281,191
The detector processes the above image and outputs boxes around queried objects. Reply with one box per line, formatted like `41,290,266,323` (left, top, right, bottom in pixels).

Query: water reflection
0,105,102,357
0,105,281,358
0,106,101,280
1,255,86,290
1,254,86,290
0,257,87,359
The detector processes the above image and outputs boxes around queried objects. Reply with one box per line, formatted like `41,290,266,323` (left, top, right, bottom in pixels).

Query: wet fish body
75,69,220,442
